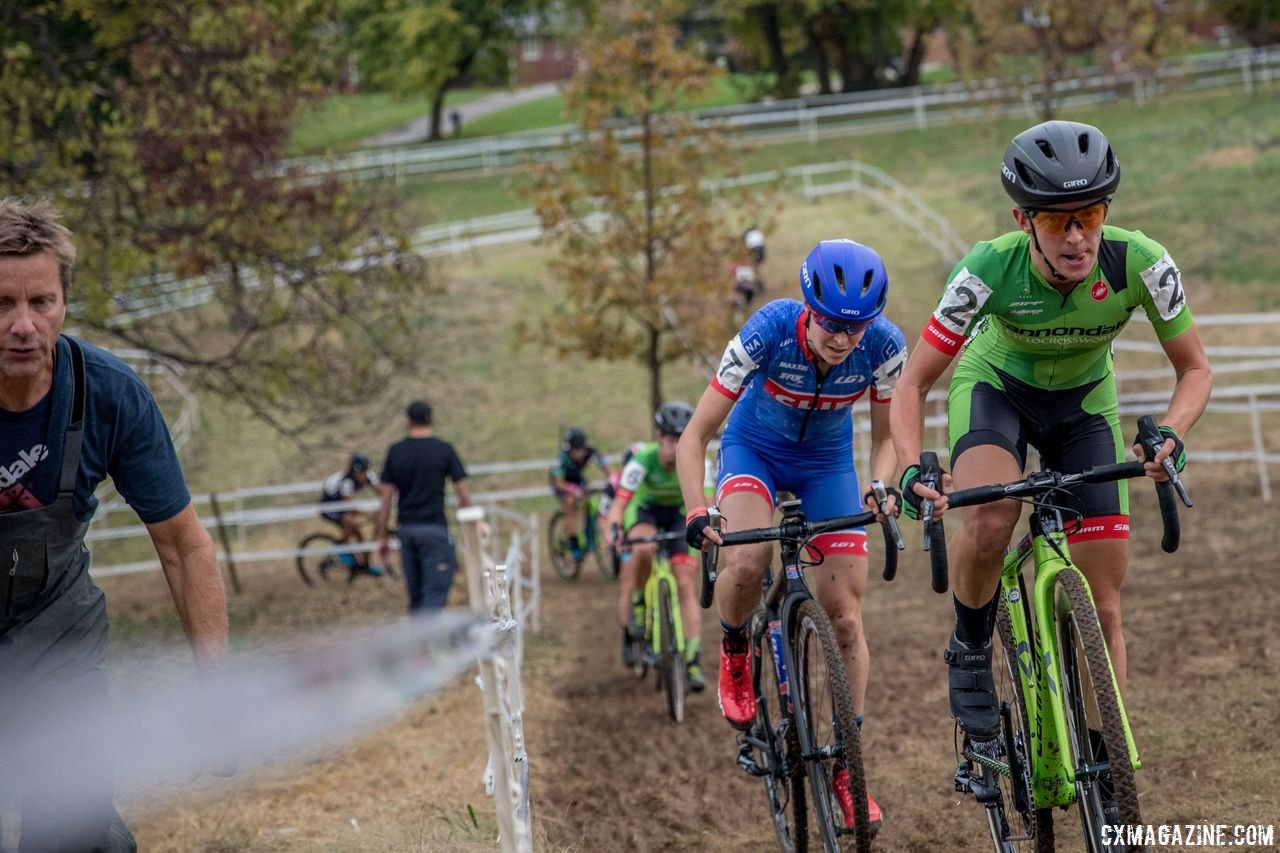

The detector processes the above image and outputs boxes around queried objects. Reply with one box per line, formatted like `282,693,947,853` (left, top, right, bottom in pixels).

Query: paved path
365,82,560,147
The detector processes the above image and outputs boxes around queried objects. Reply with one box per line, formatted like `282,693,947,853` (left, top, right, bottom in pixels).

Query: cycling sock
954,591,999,647
721,619,750,654
854,713,864,731
686,637,701,662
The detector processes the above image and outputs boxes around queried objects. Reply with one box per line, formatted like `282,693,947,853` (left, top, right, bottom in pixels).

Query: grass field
77,83,1280,851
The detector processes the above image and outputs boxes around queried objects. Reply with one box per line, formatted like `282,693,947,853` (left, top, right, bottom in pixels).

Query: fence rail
278,47,1279,184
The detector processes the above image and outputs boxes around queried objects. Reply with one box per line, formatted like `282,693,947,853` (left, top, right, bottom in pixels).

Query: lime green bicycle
919,416,1192,853
622,530,691,723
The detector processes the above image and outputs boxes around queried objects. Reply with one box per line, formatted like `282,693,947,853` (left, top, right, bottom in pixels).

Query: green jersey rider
606,402,705,691
890,121,1212,753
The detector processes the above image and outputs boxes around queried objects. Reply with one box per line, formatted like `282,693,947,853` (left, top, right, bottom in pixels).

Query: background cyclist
678,239,906,835
889,120,1212,745
606,402,705,691
550,426,613,561
319,452,381,574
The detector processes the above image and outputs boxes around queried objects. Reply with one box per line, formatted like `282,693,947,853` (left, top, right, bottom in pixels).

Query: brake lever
871,480,904,551
1137,416,1193,508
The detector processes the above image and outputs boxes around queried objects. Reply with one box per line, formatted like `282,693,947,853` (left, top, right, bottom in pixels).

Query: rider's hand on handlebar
898,465,950,520
685,506,724,549
1132,424,1186,483
862,485,901,521
607,521,622,550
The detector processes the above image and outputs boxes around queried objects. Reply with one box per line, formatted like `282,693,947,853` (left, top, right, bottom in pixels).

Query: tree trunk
757,4,799,98
427,88,447,142
899,25,930,87
647,327,662,415
805,18,834,95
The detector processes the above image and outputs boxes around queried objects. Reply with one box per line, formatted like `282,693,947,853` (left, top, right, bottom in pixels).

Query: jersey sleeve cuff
923,316,965,357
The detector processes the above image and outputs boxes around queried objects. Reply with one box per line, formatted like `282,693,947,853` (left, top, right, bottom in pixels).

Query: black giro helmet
349,452,371,473
654,401,694,437
563,426,588,450
1001,120,1120,208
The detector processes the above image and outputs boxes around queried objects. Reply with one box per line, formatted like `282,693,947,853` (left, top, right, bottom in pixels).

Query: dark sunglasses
811,312,873,336
1024,199,1110,235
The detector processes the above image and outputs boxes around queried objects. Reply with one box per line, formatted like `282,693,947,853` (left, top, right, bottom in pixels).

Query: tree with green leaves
530,0,775,413
1,0,432,438
955,0,1194,118
341,0,536,142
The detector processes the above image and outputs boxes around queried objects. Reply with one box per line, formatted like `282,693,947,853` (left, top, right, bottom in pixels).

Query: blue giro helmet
799,239,889,322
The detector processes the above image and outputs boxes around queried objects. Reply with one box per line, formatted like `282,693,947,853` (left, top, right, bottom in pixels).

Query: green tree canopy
1,0,432,437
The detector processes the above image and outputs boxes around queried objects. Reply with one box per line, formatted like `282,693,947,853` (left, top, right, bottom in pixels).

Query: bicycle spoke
753,615,807,852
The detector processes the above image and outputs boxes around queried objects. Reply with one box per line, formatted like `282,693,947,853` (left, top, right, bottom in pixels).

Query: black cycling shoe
621,627,638,667
943,631,1001,739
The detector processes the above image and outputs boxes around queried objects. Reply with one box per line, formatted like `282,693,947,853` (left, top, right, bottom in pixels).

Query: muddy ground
112,479,1278,851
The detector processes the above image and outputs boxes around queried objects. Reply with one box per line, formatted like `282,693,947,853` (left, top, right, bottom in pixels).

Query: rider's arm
375,482,395,544
677,385,734,513
868,401,897,487
888,336,953,469
1132,325,1212,477
453,477,474,508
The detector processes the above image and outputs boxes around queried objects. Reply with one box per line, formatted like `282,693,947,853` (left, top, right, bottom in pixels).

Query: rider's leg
671,554,700,652
1069,537,1130,690
560,492,580,545
714,488,774,728
338,511,361,545
810,551,871,716
617,522,657,629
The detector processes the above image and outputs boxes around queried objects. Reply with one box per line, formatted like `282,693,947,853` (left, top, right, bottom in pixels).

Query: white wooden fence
277,47,1280,184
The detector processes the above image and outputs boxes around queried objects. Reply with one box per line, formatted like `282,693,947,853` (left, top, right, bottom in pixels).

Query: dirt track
117,480,1279,851
529,482,1280,852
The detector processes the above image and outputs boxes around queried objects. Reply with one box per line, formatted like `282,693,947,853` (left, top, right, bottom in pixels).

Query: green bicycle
920,416,1191,853
622,530,692,723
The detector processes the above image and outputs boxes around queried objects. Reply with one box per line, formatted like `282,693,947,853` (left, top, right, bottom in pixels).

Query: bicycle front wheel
793,599,872,852
975,594,1052,853
1055,569,1143,853
753,614,808,852
546,512,580,581
297,533,343,586
657,577,686,723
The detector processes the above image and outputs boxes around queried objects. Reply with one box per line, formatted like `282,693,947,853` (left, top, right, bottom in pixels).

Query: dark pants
398,524,458,612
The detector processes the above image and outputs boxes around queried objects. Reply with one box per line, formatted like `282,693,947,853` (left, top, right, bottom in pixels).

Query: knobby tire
658,578,686,723
753,613,808,852
794,599,871,852
1055,569,1144,853
296,532,342,586
546,512,581,581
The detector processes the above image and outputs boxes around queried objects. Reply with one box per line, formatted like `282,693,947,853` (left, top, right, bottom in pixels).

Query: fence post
456,506,532,853
1241,53,1254,96
207,492,242,595
1248,393,1271,502
913,89,928,130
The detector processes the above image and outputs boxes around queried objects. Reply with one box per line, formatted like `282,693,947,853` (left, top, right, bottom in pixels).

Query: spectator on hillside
376,400,473,612
0,198,230,850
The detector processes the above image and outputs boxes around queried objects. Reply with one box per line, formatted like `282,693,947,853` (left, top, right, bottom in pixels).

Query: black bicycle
700,483,904,853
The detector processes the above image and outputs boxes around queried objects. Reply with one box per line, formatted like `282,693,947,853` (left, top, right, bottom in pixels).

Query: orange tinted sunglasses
1025,200,1110,235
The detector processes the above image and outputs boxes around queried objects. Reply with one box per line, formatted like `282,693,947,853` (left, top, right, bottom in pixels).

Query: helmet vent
1077,132,1091,154
812,272,823,302
1035,139,1056,159
862,268,875,297
1015,161,1038,186
833,264,847,295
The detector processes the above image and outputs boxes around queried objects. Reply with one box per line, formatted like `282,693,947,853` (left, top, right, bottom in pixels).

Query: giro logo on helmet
1062,178,1089,188
1001,163,1017,184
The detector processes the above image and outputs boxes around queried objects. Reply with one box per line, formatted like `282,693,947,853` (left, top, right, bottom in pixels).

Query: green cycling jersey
616,442,682,509
922,225,1194,388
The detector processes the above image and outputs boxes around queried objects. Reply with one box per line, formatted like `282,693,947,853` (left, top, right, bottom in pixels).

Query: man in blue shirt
0,199,230,851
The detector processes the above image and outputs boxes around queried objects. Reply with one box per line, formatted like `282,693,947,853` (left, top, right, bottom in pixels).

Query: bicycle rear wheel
546,512,580,581
657,577,686,723
753,614,808,852
296,533,344,586
793,599,872,852
972,593,1052,853
1055,569,1143,853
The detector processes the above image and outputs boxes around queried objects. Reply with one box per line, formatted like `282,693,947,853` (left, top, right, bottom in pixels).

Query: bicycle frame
998,505,1141,810
640,549,685,661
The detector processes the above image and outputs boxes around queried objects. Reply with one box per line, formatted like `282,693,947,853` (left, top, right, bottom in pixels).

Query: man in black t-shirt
375,400,474,611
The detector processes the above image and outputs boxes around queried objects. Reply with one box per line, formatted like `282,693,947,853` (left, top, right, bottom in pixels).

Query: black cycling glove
1135,424,1187,472
898,465,924,521
863,485,903,516
685,507,713,550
